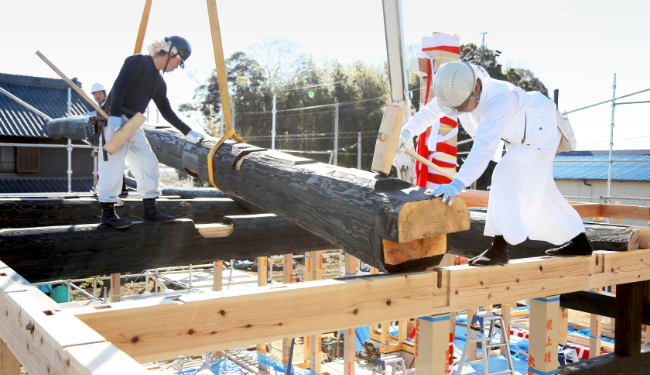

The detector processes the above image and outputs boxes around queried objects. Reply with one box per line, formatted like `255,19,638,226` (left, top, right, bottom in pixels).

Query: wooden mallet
35,51,145,155
371,105,455,180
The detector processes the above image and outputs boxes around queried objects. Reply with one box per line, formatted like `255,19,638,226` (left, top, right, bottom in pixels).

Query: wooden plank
213,261,223,291
0,197,247,228
70,250,650,363
559,307,569,346
0,215,333,282
560,290,650,324
529,297,559,375
590,307,602,358
47,117,470,273
416,314,451,375
0,338,21,375
616,282,644,356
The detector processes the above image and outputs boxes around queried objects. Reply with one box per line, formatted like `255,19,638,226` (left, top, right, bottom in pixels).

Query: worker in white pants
397,61,592,266
98,116,160,203
98,36,205,228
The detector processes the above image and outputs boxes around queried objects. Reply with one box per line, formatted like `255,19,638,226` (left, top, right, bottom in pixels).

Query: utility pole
357,132,362,169
272,95,277,150
479,32,489,63
607,73,617,209
333,103,339,166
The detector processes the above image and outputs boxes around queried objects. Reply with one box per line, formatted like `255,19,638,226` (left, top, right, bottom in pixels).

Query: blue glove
188,130,205,142
107,116,123,132
430,178,465,206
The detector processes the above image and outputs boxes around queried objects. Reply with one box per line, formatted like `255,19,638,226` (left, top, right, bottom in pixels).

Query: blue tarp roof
0,73,92,138
554,150,650,182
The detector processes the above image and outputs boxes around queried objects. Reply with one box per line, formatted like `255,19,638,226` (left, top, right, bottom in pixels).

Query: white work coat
403,64,585,245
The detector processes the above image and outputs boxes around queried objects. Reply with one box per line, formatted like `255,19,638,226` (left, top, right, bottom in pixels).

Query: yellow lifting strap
207,129,244,191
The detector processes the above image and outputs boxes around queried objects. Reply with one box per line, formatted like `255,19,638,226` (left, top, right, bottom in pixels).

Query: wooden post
559,307,569,346
256,257,267,358
415,314,452,375
213,261,223,291
282,253,294,366
500,302,511,355
398,320,407,347
380,322,391,354
614,201,622,224
310,251,324,374
529,296,560,375
589,288,602,358
344,252,357,375
111,273,120,303
615,281,644,356
0,338,20,375
466,308,477,361
303,252,313,368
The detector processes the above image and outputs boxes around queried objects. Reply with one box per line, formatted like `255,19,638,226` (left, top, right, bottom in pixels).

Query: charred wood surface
47,117,470,272
0,198,246,228
448,211,642,259
0,215,334,282
560,290,650,325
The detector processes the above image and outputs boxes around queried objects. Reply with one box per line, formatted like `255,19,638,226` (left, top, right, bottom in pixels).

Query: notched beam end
397,196,470,243
196,223,234,238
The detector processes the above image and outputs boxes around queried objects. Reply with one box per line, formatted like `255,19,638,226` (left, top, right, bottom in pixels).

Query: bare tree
247,38,306,92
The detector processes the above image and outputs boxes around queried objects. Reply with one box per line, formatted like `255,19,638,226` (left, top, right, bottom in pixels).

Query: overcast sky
2,0,649,150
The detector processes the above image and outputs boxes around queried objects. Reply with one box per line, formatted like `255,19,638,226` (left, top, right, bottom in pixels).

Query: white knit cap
148,40,179,56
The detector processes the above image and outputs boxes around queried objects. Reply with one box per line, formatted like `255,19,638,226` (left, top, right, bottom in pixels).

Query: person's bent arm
402,97,446,138
152,80,192,135
454,93,515,186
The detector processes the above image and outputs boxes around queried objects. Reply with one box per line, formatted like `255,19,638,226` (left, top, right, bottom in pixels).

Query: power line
238,96,386,115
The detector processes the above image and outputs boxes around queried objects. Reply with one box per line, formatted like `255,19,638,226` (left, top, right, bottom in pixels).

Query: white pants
98,117,160,203
484,137,585,246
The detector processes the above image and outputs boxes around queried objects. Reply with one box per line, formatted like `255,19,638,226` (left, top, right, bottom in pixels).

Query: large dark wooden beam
0,198,247,228
447,211,642,259
558,345,650,374
47,116,470,272
616,281,646,356
560,290,650,325
0,215,333,282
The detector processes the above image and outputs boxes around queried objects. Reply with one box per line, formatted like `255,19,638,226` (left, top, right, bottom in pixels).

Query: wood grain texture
0,215,333,282
371,105,403,175
46,117,470,272
616,281,644,356
0,198,246,228
447,211,641,260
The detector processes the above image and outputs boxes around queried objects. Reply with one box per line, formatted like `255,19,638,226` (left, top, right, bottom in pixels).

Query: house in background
0,72,94,193
554,150,650,226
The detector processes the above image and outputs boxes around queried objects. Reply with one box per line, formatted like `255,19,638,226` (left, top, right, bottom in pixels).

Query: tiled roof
0,73,93,138
0,177,94,193
554,150,650,182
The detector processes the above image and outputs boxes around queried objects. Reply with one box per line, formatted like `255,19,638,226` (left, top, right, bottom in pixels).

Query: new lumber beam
47,117,471,272
448,211,642,259
0,261,147,374
0,197,247,228
71,249,650,363
0,215,333,282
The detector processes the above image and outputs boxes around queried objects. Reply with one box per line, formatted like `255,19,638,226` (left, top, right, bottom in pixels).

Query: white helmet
91,83,105,93
433,61,477,115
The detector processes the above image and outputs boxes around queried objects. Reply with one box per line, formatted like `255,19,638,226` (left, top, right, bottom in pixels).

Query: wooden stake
111,273,120,303
133,0,153,54
415,314,452,375
213,261,223,291
529,296,560,375
0,338,21,375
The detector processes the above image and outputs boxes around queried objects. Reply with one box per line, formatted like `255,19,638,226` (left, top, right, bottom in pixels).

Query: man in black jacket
98,36,205,228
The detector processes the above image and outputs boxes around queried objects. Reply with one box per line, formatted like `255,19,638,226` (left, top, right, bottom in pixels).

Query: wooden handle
103,113,146,155
35,51,109,120
404,148,455,180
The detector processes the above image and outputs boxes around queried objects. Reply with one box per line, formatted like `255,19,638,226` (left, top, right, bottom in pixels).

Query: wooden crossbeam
70,249,650,363
0,261,147,374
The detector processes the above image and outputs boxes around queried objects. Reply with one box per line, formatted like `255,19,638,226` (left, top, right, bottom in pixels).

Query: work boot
142,198,175,222
469,235,509,266
545,233,593,256
100,202,132,229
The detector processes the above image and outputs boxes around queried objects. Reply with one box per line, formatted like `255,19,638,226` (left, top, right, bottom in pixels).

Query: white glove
108,116,123,132
397,128,411,154
188,130,205,142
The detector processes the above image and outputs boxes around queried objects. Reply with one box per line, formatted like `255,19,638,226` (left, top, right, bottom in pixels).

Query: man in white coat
397,61,592,266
